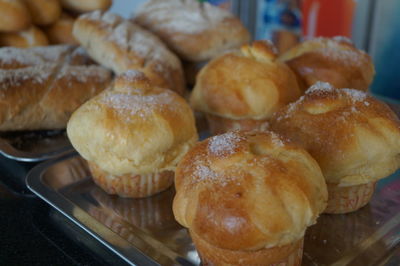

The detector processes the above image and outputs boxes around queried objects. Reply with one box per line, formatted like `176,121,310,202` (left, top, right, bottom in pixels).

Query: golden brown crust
73,11,185,95
206,113,270,135
173,131,327,251
270,82,400,186
190,40,301,120
67,70,198,176
0,26,49,48
23,0,61,26
60,0,111,13
0,0,31,32
133,0,250,62
278,37,375,92
0,45,112,131
44,13,78,45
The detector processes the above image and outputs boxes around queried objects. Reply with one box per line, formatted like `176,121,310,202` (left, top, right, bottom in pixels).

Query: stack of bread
0,0,112,47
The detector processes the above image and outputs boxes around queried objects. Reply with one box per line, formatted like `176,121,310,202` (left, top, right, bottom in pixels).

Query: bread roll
0,0,31,32
0,25,48,48
0,45,112,131
133,0,250,62
44,13,78,45
270,82,400,213
278,36,375,92
23,0,61,26
60,0,111,13
67,70,198,197
190,40,301,134
73,11,185,95
173,131,327,265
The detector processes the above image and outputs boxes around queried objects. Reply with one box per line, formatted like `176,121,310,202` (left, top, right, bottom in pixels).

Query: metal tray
26,152,400,266
0,130,74,162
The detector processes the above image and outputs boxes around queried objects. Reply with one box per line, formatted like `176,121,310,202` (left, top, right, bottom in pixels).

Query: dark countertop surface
0,155,128,266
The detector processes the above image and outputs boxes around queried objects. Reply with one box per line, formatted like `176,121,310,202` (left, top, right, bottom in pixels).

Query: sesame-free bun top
133,0,250,62
278,36,375,92
270,82,400,186
190,40,301,120
173,131,327,250
67,70,198,176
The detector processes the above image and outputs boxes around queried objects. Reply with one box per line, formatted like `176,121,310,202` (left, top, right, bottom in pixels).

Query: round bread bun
0,25,49,48
43,13,78,45
133,0,250,62
67,70,198,177
190,40,301,121
0,0,31,32
60,0,112,13
23,0,61,26
278,36,375,92
270,82,400,187
173,131,327,264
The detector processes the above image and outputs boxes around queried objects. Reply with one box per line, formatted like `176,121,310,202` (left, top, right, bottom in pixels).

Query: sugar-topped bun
270,82,400,213
67,70,198,177
133,0,250,62
278,36,375,92
173,131,327,265
190,40,301,134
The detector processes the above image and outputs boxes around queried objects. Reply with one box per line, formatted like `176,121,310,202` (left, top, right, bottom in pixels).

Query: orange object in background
302,0,357,39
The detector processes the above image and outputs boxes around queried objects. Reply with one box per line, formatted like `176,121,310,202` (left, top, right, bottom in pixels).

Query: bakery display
190,40,301,134
0,0,31,32
133,0,250,62
270,82,400,214
278,36,375,92
0,25,49,48
73,11,185,95
60,0,112,13
23,0,61,26
0,45,112,131
43,13,78,45
173,130,327,265
67,70,198,198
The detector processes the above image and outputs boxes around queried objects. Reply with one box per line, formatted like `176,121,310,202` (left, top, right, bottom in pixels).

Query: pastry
0,26,48,48
0,0,31,32
43,13,78,45
60,0,112,13
23,0,61,26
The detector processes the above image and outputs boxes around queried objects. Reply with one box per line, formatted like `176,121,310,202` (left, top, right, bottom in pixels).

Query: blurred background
111,0,400,102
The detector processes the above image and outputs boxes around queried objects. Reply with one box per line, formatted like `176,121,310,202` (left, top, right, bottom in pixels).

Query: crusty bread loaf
23,0,61,26
0,25,49,48
190,40,301,132
73,11,185,95
0,0,31,32
278,36,375,92
133,0,250,62
44,13,78,45
60,0,112,13
0,45,112,131
173,131,327,265
270,82,400,187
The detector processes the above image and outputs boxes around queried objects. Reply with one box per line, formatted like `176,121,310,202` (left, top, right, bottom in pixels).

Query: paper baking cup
206,114,269,135
324,182,376,214
88,161,174,198
191,230,303,266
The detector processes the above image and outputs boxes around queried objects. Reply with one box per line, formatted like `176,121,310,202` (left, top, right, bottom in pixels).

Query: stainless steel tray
0,130,74,162
26,152,400,266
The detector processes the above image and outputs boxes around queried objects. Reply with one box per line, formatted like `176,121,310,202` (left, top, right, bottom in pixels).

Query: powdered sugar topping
341,88,367,102
269,131,284,147
306,81,334,94
208,132,243,157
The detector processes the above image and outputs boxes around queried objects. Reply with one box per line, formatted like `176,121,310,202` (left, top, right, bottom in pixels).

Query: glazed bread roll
23,0,61,26
278,36,375,92
44,13,78,45
173,131,327,265
270,82,400,213
60,0,112,13
0,0,31,32
67,70,198,198
133,0,250,62
73,11,185,95
190,40,301,134
0,26,48,48
0,45,112,131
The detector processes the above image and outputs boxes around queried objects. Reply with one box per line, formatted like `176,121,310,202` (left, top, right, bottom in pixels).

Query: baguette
0,0,31,32
73,11,185,95
0,45,112,131
23,0,61,26
0,26,49,48
60,0,112,13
